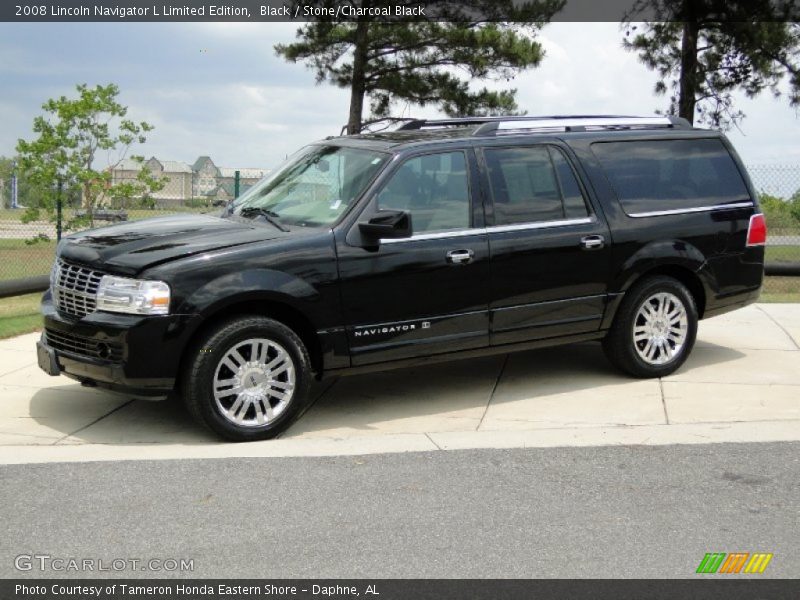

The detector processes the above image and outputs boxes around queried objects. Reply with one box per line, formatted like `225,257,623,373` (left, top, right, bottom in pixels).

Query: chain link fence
1,163,799,300
0,166,260,291
746,164,800,301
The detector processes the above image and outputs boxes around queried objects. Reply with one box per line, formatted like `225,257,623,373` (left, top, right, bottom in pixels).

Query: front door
336,149,490,366
478,143,612,345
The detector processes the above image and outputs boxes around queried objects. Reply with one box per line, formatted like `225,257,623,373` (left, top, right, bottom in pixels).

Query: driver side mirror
358,209,412,241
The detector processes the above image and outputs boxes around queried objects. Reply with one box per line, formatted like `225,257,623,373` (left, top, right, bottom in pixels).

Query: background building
112,156,267,207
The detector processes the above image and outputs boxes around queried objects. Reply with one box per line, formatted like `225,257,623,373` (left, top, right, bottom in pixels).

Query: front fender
177,268,320,316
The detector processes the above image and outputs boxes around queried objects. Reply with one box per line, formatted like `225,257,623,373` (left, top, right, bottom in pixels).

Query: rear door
336,149,491,365
478,143,612,345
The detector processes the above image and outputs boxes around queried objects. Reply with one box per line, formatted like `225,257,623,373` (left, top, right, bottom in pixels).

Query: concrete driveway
0,303,798,464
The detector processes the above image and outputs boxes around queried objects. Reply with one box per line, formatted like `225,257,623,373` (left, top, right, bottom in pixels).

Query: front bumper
38,292,196,398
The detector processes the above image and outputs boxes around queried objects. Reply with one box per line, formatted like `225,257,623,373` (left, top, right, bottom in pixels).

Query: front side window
591,138,751,215
376,151,470,234
231,145,389,227
483,146,589,226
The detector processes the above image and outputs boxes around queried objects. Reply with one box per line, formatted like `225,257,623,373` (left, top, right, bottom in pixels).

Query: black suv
36,115,766,441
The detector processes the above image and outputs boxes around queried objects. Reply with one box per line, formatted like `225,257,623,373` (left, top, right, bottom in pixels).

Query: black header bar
2,0,799,23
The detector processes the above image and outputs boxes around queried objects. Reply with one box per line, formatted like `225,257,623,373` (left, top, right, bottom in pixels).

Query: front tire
182,316,312,441
602,276,698,378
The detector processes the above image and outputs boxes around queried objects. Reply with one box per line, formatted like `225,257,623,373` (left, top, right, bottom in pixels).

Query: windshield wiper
239,207,289,232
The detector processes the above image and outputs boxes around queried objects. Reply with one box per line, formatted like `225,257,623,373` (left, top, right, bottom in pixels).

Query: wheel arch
604,261,709,330
178,295,324,386
631,264,707,318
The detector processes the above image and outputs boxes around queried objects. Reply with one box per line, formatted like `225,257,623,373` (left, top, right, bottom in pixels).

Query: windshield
229,145,389,227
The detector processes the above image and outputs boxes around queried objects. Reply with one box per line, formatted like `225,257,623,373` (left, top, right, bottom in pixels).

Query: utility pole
56,179,63,241
11,160,19,209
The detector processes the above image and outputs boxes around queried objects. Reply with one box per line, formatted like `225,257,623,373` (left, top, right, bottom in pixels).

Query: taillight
746,213,767,247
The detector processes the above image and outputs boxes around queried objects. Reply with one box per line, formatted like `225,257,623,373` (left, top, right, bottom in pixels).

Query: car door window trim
488,216,594,234
627,201,754,218
381,216,595,243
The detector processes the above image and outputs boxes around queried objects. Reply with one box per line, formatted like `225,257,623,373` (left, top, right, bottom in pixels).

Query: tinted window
376,151,470,233
551,148,590,220
484,146,589,225
592,138,750,215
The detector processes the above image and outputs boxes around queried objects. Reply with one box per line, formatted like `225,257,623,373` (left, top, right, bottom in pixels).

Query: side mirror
358,209,412,240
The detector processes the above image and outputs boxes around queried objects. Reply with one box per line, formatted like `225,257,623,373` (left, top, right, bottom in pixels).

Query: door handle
580,235,605,250
446,249,474,265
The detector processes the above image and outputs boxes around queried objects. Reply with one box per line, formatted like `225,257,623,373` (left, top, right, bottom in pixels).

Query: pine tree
276,1,564,134
624,0,799,128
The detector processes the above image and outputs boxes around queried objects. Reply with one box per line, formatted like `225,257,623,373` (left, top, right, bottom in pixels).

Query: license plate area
36,341,61,376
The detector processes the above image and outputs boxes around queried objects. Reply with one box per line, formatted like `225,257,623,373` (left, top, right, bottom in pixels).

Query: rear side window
592,138,750,215
483,146,589,226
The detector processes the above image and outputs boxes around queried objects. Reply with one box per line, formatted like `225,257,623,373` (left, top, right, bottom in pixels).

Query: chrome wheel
212,338,296,427
632,292,688,366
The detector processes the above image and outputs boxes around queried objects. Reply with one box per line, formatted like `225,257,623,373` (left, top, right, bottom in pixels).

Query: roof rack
396,115,691,135
340,117,423,136
396,117,508,130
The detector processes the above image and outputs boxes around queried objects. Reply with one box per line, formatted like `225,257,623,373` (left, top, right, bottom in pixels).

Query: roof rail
341,117,421,136
396,117,511,130
396,115,691,135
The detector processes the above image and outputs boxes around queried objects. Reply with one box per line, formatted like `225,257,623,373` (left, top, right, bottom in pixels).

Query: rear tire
182,316,312,441
602,276,698,378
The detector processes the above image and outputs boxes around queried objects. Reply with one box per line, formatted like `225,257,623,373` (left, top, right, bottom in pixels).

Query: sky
0,21,798,173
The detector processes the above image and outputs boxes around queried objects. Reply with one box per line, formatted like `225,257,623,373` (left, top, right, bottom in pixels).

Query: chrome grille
52,259,104,318
44,328,124,362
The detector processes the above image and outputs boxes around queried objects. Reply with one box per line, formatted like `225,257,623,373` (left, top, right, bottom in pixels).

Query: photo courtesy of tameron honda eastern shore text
36,115,767,441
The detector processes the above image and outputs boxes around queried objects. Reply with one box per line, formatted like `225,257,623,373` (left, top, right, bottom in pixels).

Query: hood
58,213,288,275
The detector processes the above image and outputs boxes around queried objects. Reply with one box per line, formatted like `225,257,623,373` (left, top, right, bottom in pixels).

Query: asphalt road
1,442,798,578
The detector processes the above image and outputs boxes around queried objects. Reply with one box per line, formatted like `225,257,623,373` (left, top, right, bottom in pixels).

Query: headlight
96,275,171,315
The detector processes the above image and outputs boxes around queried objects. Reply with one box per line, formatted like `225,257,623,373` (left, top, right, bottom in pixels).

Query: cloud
537,34,570,63
0,21,797,169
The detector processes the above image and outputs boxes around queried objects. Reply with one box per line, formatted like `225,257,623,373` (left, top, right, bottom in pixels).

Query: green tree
790,188,800,224
758,191,800,230
16,83,164,229
623,1,799,128
276,0,564,134
759,191,789,216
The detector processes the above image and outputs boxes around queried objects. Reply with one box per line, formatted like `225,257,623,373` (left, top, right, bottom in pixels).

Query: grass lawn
761,276,800,303
765,245,800,263
0,209,28,221
0,239,56,281
0,293,42,339
762,247,800,301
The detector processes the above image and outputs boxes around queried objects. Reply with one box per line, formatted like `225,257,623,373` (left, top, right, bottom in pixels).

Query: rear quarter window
591,138,751,215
